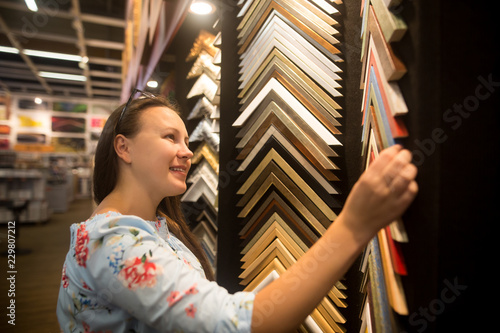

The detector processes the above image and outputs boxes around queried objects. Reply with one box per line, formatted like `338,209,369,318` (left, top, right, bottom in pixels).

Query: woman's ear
114,134,132,164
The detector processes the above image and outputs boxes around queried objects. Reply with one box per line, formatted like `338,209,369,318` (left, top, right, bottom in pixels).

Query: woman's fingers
382,149,413,187
341,145,419,237
380,148,419,216
388,159,418,196
365,144,402,178
370,146,419,213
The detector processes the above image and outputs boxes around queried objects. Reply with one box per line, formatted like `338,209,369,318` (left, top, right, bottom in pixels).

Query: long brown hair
93,95,215,281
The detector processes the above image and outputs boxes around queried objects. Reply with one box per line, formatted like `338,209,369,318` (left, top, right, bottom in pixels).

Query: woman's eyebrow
159,125,190,145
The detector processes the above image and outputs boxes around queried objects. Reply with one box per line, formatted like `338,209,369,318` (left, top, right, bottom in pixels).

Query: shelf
0,169,43,179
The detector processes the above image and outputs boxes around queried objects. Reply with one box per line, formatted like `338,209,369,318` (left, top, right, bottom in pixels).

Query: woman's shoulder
81,211,159,236
88,210,123,221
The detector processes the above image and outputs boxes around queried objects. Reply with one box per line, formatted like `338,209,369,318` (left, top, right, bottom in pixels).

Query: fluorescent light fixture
189,0,215,15
39,71,87,82
0,46,82,62
0,46,19,54
24,49,82,62
147,80,158,88
25,0,38,12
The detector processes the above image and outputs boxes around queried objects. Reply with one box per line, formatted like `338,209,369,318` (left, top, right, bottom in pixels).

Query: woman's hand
341,145,418,242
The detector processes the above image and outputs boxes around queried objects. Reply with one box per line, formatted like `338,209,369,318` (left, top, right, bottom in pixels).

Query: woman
57,92,418,332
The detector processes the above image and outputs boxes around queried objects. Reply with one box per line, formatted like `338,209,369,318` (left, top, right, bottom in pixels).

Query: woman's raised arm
251,145,418,333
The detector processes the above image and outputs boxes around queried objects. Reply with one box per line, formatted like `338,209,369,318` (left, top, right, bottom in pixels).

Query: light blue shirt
57,212,254,332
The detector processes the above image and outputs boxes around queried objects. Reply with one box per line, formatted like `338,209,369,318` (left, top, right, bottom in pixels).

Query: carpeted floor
0,198,94,333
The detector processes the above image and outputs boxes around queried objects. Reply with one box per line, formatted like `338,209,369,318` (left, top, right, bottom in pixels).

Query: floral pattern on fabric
74,223,90,267
185,304,196,318
167,290,183,306
61,264,69,289
118,252,163,290
57,212,255,333
83,321,112,333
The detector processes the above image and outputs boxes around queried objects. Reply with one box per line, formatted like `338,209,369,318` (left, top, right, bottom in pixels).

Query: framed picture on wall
51,116,86,133
51,137,86,153
0,139,9,150
17,133,47,144
17,98,49,110
0,124,10,135
53,101,88,113
0,95,11,120
17,112,50,130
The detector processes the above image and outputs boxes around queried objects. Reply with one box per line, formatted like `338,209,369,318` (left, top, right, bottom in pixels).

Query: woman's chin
167,185,187,197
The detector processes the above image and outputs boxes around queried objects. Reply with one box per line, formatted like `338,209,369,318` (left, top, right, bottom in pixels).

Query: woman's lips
169,166,188,174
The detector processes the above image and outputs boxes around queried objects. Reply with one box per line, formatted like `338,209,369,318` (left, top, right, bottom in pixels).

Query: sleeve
85,215,255,333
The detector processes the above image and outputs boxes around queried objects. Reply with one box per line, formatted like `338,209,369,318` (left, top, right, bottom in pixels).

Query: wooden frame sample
238,0,339,49
188,96,217,120
189,118,220,151
237,121,339,180
236,148,337,220
237,136,340,201
186,49,220,81
363,34,408,116
235,163,330,235
238,48,341,115
233,78,341,147
239,6,341,62
238,57,341,133
370,0,407,42
186,73,219,102
191,142,219,175
186,159,218,192
238,29,342,97
239,13,341,85
239,190,319,246
181,173,217,208
234,1,347,331
236,90,339,162
361,5,406,82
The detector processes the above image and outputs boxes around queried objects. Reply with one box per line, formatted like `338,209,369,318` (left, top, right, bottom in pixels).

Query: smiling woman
56,91,417,333
115,105,193,200
90,93,211,278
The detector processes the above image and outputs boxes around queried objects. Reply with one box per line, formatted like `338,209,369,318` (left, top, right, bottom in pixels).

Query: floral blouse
56,212,255,333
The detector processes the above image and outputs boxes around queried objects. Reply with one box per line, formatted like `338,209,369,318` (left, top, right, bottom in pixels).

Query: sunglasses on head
115,88,158,134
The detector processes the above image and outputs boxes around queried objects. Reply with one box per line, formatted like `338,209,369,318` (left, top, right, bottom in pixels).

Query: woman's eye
164,134,175,140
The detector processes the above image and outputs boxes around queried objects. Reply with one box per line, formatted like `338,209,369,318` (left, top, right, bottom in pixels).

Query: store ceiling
0,0,127,101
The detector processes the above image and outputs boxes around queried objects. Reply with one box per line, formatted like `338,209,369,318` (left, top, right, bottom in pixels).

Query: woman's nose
179,145,193,159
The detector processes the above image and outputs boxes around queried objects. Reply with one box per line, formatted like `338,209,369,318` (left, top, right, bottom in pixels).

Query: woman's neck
92,187,159,221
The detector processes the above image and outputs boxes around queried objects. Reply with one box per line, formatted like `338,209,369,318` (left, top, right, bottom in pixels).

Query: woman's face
125,106,193,198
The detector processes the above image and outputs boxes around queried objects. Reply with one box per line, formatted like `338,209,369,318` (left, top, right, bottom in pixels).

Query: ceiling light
24,49,82,62
0,46,19,54
0,46,83,62
25,0,38,12
189,0,215,15
34,97,43,104
39,71,87,82
147,80,158,88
